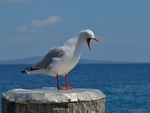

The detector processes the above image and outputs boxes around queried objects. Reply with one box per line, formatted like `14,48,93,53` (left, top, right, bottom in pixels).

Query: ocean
0,64,150,113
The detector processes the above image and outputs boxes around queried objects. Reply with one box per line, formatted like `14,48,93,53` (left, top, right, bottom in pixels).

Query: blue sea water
0,64,150,113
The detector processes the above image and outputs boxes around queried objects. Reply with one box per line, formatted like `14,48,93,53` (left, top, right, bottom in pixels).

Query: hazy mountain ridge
0,56,131,64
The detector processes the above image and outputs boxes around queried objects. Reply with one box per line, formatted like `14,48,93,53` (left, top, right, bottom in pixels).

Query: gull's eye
86,33,90,36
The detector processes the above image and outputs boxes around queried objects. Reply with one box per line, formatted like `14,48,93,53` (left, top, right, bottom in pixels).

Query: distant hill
0,56,44,64
0,56,127,64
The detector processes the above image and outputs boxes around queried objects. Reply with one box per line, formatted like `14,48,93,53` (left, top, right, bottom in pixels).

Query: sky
0,0,150,63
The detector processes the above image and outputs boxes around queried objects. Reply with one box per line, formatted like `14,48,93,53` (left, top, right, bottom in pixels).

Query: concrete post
1,88,106,113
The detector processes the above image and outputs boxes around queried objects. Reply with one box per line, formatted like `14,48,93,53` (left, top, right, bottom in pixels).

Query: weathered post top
2,87,106,103
1,88,106,113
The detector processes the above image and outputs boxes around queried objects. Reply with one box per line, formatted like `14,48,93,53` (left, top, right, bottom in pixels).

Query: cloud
31,16,62,28
98,36,131,44
98,36,149,45
0,0,31,3
0,0,52,4
15,16,62,32
15,25,28,32
12,34,37,42
0,0,35,3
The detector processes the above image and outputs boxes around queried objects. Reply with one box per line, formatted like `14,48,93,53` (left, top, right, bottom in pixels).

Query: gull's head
79,29,99,50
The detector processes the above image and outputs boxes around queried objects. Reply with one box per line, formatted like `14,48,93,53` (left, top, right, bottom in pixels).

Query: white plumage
21,29,99,90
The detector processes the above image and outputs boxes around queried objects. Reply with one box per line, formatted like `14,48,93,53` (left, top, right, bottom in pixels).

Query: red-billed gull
21,29,99,90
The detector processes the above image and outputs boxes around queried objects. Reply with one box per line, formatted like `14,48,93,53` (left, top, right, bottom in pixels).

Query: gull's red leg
57,74,64,90
66,74,69,87
57,74,60,89
65,74,76,89
56,74,76,90
57,74,67,90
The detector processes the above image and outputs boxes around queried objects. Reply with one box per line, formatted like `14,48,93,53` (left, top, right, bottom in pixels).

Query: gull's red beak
87,38,99,50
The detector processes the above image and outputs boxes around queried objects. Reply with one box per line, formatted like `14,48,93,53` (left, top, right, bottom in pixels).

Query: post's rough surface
1,88,106,113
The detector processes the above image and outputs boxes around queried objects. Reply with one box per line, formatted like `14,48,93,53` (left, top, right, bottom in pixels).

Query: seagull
21,29,99,90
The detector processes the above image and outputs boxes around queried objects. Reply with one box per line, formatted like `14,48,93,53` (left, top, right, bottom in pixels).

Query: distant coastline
0,56,145,64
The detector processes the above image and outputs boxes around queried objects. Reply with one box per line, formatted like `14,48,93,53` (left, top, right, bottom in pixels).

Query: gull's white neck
63,35,86,59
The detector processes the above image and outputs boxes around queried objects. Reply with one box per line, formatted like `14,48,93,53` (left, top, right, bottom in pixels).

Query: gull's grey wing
33,47,64,69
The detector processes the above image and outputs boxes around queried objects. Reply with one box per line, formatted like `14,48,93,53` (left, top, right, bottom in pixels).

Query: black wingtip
20,67,40,73
20,70,26,73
